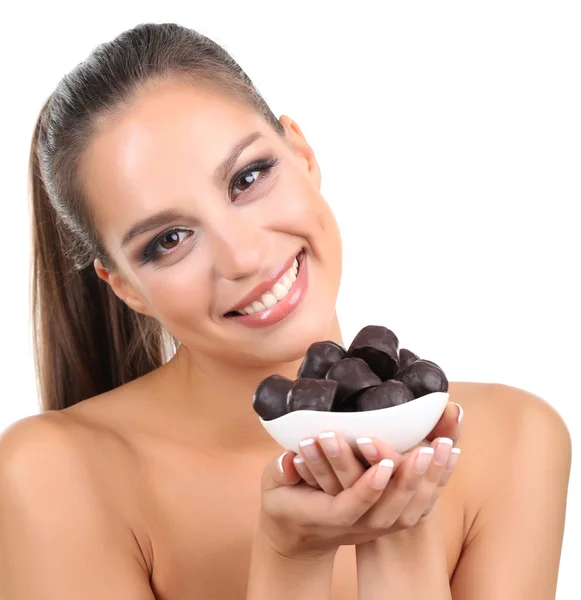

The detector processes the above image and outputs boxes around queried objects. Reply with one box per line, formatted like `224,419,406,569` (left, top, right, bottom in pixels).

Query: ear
93,258,153,317
279,115,322,189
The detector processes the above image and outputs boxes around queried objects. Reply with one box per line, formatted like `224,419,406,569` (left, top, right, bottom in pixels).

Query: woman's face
87,79,342,367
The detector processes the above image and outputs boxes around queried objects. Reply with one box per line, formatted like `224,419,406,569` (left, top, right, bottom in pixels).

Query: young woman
0,22,571,599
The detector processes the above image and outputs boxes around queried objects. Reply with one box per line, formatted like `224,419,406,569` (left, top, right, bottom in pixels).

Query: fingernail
294,456,305,465
434,437,453,466
356,437,378,461
299,438,321,463
451,402,463,423
277,452,287,475
372,459,394,490
319,432,340,458
446,448,461,471
415,447,434,474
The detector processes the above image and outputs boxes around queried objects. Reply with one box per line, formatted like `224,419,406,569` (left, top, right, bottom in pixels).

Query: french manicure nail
356,437,379,461
277,452,287,475
434,437,453,466
319,432,340,458
415,447,434,474
372,459,394,490
451,402,463,423
446,448,461,471
299,438,321,463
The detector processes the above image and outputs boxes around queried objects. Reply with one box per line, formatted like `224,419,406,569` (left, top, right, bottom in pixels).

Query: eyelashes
138,155,280,265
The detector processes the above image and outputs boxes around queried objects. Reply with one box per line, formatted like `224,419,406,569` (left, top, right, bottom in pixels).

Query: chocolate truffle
393,359,449,398
355,380,415,411
287,378,339,412
252,374,293,421
398,348,420,372
347,325,400,380
325,357,381,409
297,341,347,379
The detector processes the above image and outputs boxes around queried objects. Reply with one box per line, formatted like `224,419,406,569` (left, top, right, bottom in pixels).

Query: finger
328,459,395,526
293,455,321,489
421,446,462,518
435,446,461,490
299,438,343,495
356,436,405,468
425,402,462,445
363,445,435,528
399,437,453,525
317,432,366,489
262,451,301,492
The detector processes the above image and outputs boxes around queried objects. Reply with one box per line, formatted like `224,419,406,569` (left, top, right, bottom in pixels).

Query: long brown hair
30,22,285,412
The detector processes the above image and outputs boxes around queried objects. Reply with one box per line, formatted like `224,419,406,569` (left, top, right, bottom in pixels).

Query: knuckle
398,514,419,529
397,475,419,493
368,514,395,531
330,509,356,528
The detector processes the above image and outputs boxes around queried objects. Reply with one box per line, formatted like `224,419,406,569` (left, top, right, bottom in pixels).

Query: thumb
262,451,302,492
425,401,463,445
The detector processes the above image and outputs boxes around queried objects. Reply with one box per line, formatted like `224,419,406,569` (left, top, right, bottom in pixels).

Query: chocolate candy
325,357,381,409
393,359,448,397
252,374,293,421
398,348,420,372
355,380,415,411
297,341,347,379
347,325,399,380
287,378,339,412
252,325,449,420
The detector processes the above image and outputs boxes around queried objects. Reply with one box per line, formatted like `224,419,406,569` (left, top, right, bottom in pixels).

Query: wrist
255,517,337,565
247,524,336,600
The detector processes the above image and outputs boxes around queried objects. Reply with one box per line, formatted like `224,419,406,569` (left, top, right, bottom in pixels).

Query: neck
160,313,344,453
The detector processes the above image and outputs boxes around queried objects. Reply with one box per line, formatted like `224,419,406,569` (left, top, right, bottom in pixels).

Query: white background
1,1,579,597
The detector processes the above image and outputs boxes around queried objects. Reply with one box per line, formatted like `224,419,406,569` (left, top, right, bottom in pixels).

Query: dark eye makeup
138,155,280,266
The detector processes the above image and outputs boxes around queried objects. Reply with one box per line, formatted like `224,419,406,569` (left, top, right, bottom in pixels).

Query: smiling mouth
224,251,303,318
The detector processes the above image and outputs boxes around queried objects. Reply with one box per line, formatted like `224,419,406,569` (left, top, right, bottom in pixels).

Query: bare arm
0,414,155,600
450,385,572,598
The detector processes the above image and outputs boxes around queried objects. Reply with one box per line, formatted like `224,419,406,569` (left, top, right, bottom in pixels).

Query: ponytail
29,98,176,412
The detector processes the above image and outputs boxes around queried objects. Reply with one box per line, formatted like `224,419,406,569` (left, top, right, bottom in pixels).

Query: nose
206,213,269,281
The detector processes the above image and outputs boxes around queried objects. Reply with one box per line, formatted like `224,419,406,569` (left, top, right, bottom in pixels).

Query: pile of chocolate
253,325,448,421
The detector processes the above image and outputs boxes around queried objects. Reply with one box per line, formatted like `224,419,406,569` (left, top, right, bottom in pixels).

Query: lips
224,250,303,317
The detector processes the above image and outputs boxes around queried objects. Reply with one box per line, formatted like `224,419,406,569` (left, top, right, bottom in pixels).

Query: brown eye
140,229,193,265
232,169,260,197
159,231,182,250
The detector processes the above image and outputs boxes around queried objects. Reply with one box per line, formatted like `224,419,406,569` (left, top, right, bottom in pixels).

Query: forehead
80,80,273,241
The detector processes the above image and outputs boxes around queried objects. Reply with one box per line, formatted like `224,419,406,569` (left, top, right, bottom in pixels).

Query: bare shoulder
0,408,137,517
448,380,571,449
447,381,572,542
0,407,155,598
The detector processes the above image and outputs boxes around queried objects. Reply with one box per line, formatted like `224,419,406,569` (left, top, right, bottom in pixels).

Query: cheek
141,265,210,326
262,170,336,240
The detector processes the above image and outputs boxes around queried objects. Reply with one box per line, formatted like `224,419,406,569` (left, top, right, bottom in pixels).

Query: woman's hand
292,400,462,525
256,401,462,560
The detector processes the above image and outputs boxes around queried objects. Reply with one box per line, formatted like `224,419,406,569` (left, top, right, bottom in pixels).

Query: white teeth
272,282,289,300
236,255,302,315
261,293,277,309
251,301,266,313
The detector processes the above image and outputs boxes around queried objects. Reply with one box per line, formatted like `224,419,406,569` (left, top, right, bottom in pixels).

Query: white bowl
260,391,449,454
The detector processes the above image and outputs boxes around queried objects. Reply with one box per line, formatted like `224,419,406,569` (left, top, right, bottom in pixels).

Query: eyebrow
120,131,264,248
